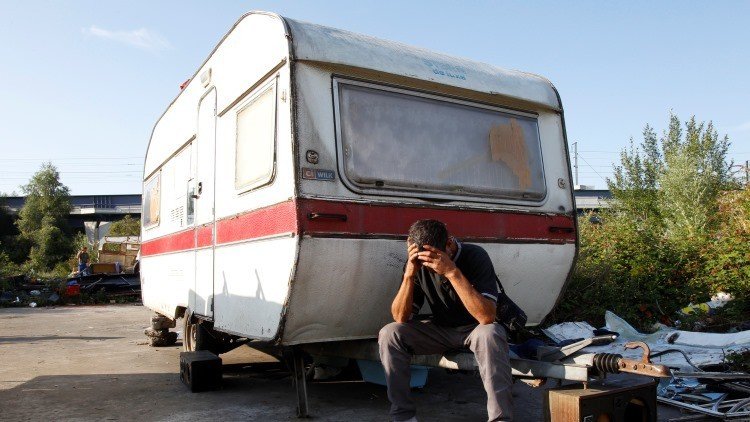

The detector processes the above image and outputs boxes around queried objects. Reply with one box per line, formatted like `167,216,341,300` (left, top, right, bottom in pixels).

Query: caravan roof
146,11,562,177
283,16,560,110
167,11,560,120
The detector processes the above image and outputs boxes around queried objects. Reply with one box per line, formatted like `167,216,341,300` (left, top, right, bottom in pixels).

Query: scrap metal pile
545,311,750,419
0,272,140,307
71,272,141,296
0,275,62,307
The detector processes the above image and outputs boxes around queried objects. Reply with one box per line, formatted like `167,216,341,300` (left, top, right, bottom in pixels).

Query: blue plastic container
356,359,429,388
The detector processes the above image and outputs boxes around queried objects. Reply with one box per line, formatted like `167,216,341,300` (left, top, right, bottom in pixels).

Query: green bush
52,262,72,279
697,189,750,296
0,249,21,278
28,216,73,272
108,214,140,237
551,114,744,330
17,164,74,272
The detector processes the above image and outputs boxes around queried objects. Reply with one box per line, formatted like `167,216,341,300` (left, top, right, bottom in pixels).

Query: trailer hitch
619,341,671,377
592,341,671,378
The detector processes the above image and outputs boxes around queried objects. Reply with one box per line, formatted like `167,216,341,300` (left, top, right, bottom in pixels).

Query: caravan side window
334,80,547,203
235,83,277,191
143,172,161,228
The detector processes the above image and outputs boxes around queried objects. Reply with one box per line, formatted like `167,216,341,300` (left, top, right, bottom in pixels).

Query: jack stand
292,348,310,418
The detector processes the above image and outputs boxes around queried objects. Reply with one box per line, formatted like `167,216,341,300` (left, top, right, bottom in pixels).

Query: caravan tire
183,316,222,355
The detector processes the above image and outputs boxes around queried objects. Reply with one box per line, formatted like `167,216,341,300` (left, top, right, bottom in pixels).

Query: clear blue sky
0,1,748,195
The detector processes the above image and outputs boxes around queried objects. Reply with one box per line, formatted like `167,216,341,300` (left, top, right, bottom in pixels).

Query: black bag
495,277,527,336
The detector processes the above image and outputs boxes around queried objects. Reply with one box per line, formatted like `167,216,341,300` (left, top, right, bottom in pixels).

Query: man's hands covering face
417,245,457,276
404,241,422,279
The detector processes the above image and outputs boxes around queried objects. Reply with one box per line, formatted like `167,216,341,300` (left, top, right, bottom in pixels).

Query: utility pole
746,160,749,185
572,142,579,187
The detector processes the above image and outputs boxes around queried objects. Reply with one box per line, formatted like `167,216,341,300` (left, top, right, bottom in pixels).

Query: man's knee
469,323,508,349
379,322,408,344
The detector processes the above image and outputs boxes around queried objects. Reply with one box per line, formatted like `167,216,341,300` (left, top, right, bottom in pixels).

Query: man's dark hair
408,219,449,251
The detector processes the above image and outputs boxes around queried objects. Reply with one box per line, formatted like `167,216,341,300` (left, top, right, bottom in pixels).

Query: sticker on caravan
422,59,467,81
302,168,336,181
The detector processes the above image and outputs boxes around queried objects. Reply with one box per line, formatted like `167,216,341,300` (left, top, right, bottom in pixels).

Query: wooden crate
545,377,657,422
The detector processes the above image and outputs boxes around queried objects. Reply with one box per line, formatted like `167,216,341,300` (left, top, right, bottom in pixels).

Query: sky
0,1,748,195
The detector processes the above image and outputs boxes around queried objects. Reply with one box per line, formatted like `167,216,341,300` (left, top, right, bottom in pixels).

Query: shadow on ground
0,335,124,344
0,366,538,421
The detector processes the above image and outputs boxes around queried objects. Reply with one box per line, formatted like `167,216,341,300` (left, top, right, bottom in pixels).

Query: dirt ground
0,305,682,421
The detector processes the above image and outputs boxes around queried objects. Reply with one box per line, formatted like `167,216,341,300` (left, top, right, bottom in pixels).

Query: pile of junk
0,236,141,307
66,236,141,299
545,293,750,420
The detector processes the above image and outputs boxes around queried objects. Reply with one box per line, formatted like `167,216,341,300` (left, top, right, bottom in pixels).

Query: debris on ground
97,236,140,272
678,292,733,317
76,273,140,295
545,311,750,371
541,321,597,344
145,314,178,347
545,311,750,420
0,271,140,308
144,327,178,347
658,377,750,419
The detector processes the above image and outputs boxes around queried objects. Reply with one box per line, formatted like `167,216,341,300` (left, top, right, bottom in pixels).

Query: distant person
77,246,90,276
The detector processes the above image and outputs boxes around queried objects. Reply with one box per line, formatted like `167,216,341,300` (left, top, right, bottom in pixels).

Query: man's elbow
477,315,495,325
392,311,410,324
476,303,497,325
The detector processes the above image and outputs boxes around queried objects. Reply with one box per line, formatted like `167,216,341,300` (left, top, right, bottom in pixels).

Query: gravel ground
0,304,681,421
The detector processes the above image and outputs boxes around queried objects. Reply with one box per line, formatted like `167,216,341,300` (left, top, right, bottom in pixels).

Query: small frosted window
235,85,276,190
336,82,546,201
143,173,161,228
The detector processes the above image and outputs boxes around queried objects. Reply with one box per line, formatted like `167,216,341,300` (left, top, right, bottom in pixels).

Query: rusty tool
592,341,672,378
617,341,672,378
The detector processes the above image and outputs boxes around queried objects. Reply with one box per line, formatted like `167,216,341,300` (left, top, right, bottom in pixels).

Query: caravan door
191,88,217,317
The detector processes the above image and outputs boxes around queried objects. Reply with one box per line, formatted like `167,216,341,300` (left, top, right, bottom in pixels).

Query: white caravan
141,11,609,414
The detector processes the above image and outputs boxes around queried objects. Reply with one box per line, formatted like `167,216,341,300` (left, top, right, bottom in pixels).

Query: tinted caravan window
335,80,546,201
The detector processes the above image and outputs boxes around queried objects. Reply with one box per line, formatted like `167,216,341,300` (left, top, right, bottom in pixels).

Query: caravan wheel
182,316,222,355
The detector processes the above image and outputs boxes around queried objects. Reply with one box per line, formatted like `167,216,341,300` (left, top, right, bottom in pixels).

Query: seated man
379,219,513,422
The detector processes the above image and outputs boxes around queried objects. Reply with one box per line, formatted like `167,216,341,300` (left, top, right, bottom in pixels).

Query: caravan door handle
307,212,347,222
192,182,203,198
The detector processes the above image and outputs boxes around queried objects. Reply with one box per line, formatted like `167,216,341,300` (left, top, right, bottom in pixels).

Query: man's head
82,246,87,252
408,219,449,251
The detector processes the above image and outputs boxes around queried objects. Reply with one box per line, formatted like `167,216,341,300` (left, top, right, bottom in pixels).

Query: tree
108,215,141,237
609,113,733,240
609,124,662,222
553,113,736,328
0,195,30,265
16,163,73,271
658,118,733,245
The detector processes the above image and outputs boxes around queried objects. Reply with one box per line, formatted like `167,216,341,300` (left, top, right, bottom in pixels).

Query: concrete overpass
573,189,611,212
1,194,141,242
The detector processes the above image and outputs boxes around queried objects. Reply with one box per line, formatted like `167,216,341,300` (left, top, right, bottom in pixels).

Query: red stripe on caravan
215,200,298,244
196,224,213,248
140,228,196,256
298,199,576,243
141,201,298,256
141,198,575,257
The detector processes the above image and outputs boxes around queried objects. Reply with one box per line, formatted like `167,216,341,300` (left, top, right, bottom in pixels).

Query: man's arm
390,243,421,323
419,245,496,325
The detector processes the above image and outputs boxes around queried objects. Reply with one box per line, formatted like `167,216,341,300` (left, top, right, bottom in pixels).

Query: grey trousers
378,320,513,421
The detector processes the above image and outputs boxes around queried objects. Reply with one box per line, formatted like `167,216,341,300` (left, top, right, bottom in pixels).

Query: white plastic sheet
544,311,750,371
541,321,596,344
